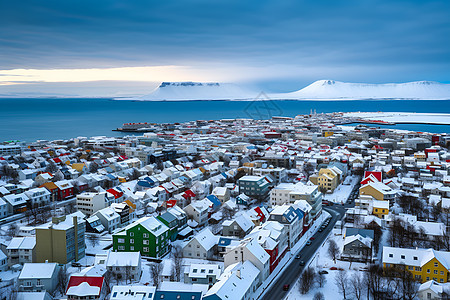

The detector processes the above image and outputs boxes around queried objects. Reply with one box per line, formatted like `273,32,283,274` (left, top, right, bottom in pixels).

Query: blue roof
143,176,155,184
221,172,228,179
206,195,221,206
293,208,305,219
137,180,152,188
105,173,117,180
154,291,202,300
218,237,234,246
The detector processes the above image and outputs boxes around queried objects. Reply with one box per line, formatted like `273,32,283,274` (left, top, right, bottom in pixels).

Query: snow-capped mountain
132,82,257,101
271,80,450,100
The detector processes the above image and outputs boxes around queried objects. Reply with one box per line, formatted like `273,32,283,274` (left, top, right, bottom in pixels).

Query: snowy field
323,175,358,204
344,111,450,125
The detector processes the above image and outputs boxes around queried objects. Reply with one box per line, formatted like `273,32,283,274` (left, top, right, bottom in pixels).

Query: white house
183,228,218,260
77,191,112,217
25,187,51,207
7,236,36,265
105,251,142,282
18,262,59,293
184,199,210,227
94,207,121,233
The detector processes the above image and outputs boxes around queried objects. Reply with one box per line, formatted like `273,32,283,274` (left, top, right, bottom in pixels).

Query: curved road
261,206,346,300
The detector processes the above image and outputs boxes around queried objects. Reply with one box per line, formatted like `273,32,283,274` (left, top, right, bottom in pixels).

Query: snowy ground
285,226,369,300
344,111,450,125
323,175,358,204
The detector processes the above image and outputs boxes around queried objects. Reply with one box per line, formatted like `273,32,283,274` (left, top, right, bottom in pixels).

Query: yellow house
71,163,86,173
323,131,334,137
359,182,395,201
316,168,339,192
372,200,389,218
383,246,450,283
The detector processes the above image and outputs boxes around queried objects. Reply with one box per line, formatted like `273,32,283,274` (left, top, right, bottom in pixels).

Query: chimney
236,268,241,279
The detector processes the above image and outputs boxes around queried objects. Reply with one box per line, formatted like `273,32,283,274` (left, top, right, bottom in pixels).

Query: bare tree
150,262,162,288
313,291,325,300
6,223,18,240
335,269,349,299
87,234,100,248
221,206,235,220
302,162,315,182
45,161,58,174
350,272,365,300
103,270,113,298
171,245,183,282
89,162,99,173
124,264,133,284
365,264,387,300
57,265,70,294
299,267,316,294
317,271,326,288
396,264,419,300
327,239,339,263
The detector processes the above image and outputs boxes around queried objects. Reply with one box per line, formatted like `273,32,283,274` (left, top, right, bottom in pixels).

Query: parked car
299,261,305,266
306,241,312,246
319,270,328,274
295,254,301,259
283,284,290,291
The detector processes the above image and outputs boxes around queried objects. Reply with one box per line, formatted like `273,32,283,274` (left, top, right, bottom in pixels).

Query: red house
54,180,74,200
66,276,104,300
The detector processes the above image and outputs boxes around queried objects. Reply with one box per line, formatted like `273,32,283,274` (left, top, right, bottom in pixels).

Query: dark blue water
1,98,450,142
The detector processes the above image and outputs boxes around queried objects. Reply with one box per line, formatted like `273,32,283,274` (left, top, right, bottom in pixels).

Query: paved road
261,206,346,300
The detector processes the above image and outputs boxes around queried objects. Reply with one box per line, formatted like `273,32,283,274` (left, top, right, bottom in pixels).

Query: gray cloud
0,0,449,91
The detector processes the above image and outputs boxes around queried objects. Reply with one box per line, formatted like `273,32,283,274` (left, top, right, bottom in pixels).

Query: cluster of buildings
0,113,449,299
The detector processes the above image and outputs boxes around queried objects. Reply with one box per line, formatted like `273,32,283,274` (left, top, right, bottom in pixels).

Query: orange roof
40,182,58,191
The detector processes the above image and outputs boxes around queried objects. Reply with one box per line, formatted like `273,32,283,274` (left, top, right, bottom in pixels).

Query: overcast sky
1,0,449,95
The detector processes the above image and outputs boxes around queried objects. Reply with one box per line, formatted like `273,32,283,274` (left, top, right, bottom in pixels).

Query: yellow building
359,182,395,201
372,200,389,218
383,246,450,283
35,212,86,264
316,168,339,192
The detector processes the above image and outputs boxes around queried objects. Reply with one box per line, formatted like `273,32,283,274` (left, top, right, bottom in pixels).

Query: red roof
253,207,265,222
166,199,177,208
66,276,104,294
363,171,382,182
53,157,61,163
183,189,196,198
0,157,5,161
106,188,123,199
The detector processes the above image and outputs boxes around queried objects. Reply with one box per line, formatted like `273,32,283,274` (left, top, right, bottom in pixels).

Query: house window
130,246,134,251
118,246,125,250
130,232,134,237
143,233,149,238
427,269,430,273
130,239,134,244
441,271,444,275
413,256,418,260
118,238,125,243
389,254,393,258
434,270,438,274
143,240,149,245
434,262,439,267
144,247,149,252
401,255,405,259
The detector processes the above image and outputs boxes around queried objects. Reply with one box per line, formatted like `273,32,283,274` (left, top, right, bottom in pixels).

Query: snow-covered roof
66,282,100,297
19,262,58,279
106,251,140,267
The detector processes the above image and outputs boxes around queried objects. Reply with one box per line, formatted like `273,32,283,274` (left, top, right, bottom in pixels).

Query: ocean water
1,98,450,142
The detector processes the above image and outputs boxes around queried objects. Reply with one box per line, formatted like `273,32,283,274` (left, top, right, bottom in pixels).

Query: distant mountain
271,80,450,100
132,81,257,101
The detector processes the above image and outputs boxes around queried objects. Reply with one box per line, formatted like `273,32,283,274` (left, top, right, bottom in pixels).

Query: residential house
183,228,218,260
237,175,270,200
105,251,142,282
113,216,170,258
66,276,104,300
110,286,156,300
184,264,222,286
342,234,373,262
76,191,112,217
212,187,230,203
54,180,74,200
222,214,254,238
94,207,121,233
25,187,51,208
223,237,270,287
18,262,59,293
2,193,28,214
184,199,210,227
360,181,397,201
203,261,260,300
383,246,450,283
7,236,36,265
269,204,303,249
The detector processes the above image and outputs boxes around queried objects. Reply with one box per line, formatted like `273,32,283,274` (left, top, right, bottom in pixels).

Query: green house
112,216,170,258
157,212,178,242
